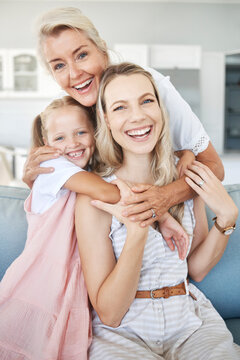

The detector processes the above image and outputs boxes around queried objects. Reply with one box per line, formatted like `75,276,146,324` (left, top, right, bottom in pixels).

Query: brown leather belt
135,281,187,299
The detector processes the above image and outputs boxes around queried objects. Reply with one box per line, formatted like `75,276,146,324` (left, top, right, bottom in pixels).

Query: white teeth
67,151,84,158
127,127,151,136
74,79,92,90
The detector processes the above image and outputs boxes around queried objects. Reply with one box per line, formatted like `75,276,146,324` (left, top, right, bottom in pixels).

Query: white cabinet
150,45,201,69
0,49,60,98
0,50,9,93
113,44,149,67
113,44,202,70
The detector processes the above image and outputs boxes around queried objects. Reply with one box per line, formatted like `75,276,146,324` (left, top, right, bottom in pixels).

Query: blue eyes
113,99,154,111
143,99,153,104
77,52,87,60
53,52,88,71
54,131,85,142
54,63,65,71
113,105,124,112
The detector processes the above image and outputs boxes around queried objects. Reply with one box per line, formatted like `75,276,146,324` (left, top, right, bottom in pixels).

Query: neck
115,151,154,184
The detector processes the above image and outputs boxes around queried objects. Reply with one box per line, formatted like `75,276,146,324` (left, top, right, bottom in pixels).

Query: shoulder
75,194,112,234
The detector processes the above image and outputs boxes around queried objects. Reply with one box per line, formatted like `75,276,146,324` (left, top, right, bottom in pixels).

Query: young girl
75,63,239,359
0,95,190,359
0,96,120,360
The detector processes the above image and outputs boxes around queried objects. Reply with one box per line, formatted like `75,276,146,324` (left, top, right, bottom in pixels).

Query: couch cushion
225,318,240,345
0,185,30,280
191,184,240,320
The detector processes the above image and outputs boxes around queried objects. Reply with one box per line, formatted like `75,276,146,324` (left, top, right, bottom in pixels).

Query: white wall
0,1,240,51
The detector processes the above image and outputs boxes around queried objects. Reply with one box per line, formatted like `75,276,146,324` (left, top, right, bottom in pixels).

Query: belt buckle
150,288,158,300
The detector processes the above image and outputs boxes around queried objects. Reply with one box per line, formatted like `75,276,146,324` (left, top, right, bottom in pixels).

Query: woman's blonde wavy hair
96,62,184,224
35,7,109,72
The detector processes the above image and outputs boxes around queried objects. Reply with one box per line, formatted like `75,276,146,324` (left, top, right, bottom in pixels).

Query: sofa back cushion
0,184,239,320
0,185,29,280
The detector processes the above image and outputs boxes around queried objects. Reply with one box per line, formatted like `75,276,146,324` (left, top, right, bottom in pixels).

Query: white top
146,67,209,155
92,174,206,344
31,156,84,214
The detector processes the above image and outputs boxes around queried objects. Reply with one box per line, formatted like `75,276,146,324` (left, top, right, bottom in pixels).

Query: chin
69,91,97,108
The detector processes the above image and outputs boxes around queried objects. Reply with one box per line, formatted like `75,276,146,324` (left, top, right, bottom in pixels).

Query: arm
122,141,224,226
64,171,120,204
75,192,148,328
22,146,61,188
186,161,238,282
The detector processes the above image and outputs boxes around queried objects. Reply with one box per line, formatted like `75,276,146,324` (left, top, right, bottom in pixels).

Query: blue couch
0,184,239,345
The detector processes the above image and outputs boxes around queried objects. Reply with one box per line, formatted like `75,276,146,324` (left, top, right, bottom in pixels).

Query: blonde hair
96,62,184,224
32,96,100,170
35,7,109,71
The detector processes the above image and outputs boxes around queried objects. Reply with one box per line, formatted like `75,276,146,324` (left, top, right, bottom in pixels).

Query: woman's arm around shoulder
186,161,238,282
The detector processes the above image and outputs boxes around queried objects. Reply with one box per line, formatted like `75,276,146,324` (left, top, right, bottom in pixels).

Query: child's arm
174,149,195,178
185,161,238,282
64,171,120,204
158,212,189,260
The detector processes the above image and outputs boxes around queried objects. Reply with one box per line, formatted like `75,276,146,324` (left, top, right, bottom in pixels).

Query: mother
24,6,224,225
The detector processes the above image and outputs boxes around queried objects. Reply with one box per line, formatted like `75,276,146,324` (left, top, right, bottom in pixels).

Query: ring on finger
151,209,157,218
197,180,205,187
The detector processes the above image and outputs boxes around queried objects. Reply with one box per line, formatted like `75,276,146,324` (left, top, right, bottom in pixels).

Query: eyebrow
48,45,88,64
109,92,155,109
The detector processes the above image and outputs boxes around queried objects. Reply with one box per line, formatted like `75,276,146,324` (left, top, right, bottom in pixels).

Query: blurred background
0,0,240,187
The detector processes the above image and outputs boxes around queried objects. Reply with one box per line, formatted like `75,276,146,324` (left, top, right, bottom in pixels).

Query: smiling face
104,74,163,159
44,105,95,169
43,28,108,107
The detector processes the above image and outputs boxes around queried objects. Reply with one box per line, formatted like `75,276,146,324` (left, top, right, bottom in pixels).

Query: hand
175,150,195,178
159,212,189,260
121,183,172,227
91,179,148,234
185,161,238,227
22,146,61,188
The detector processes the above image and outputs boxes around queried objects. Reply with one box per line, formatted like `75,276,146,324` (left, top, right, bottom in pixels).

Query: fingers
185,176,204,196
131,184,153,193
124,192,150,205
91,199,113,215
122,202,151,218
164,237,175,252
174,234,189,260
140,216,158,228
111,179,132,199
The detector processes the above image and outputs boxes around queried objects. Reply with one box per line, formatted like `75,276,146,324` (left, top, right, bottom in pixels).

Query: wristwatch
212,217,236,236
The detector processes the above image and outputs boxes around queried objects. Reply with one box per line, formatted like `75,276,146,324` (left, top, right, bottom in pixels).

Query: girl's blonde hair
96,62,184,224
32,96,100,170
35,7,109,71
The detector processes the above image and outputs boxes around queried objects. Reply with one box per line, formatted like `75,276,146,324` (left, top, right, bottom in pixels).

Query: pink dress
0,190,91,360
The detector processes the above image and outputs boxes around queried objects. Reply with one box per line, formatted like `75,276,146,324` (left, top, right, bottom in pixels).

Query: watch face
224,228,234,235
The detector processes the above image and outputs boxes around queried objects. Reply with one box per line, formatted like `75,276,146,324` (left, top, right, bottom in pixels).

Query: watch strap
212,217,236,235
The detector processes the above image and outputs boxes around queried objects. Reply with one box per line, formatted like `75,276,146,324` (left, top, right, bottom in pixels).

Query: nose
129,104,145,122
65,136,79,149
69,61,83,80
